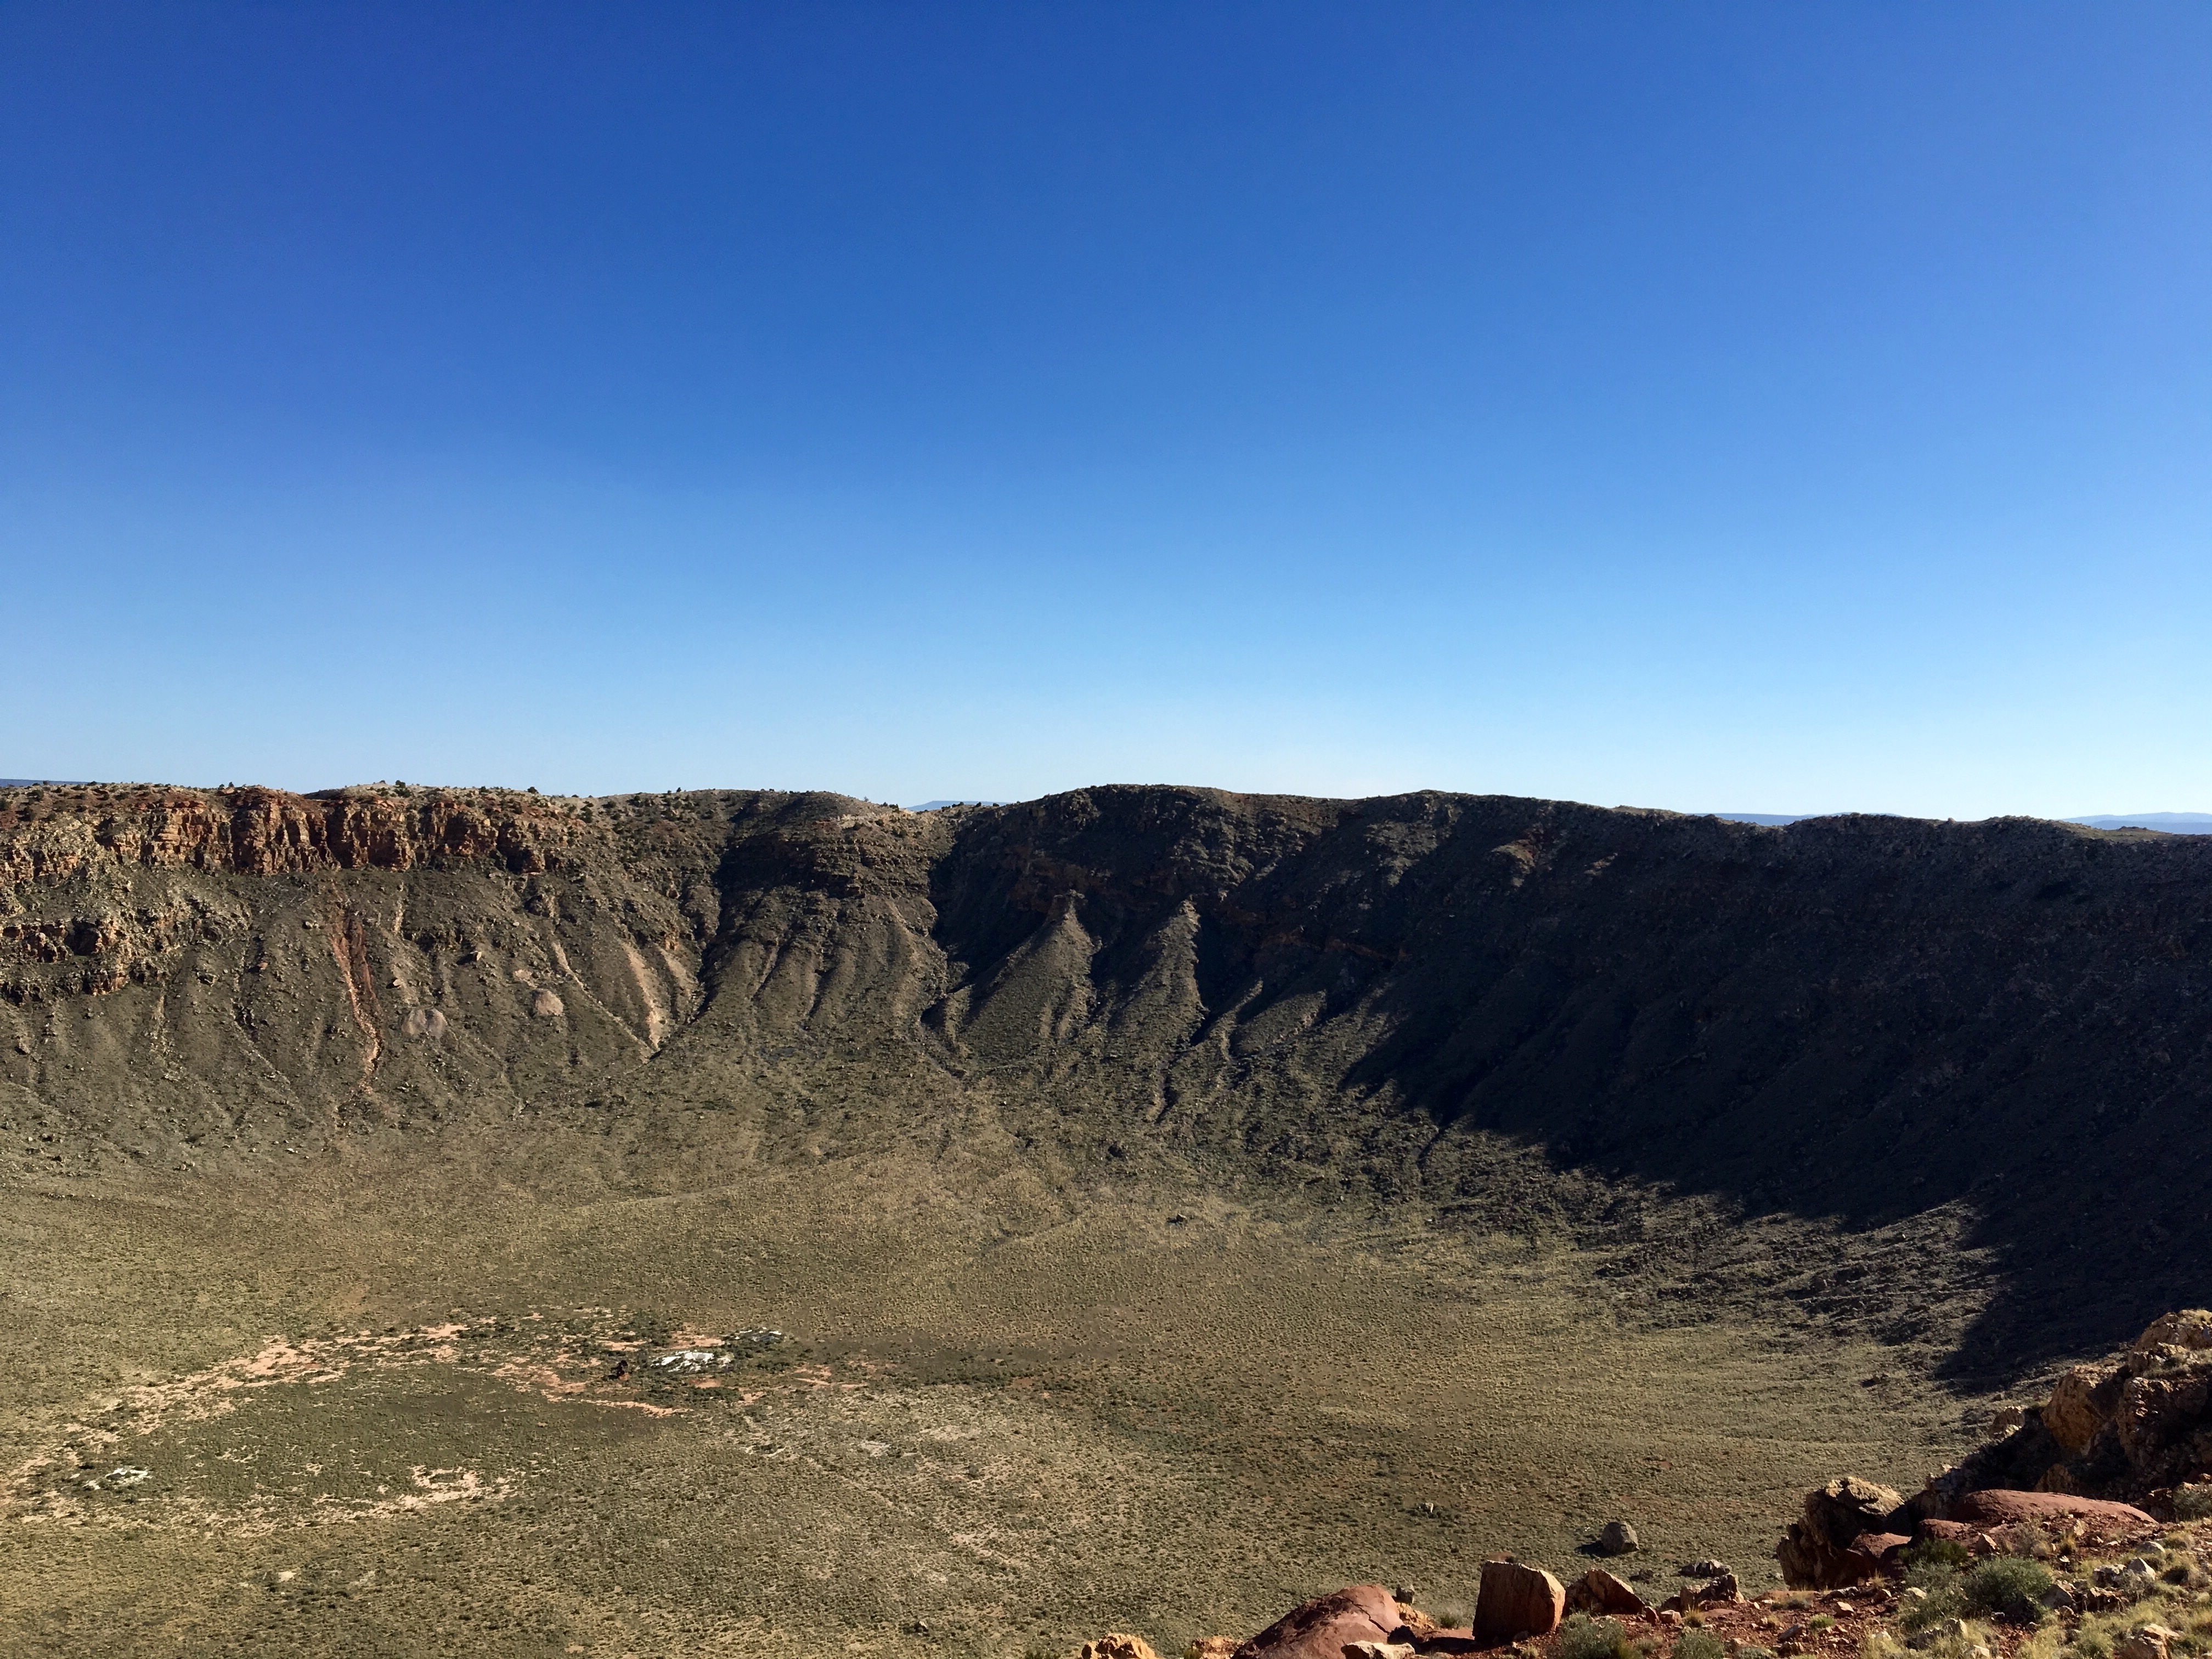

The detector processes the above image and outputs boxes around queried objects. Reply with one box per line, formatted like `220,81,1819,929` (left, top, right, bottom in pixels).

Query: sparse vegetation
1961,1555,2055,1624
1673,1627,1726,1659
2176,1485,2212,1521
1560,1614,1632,1659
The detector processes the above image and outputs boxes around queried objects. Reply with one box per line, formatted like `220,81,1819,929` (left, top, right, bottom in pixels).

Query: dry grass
0,1131,1983,1658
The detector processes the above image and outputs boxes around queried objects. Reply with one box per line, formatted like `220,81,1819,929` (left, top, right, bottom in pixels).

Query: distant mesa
911,799,1003,810
1712,809,2212,834
2066,812,2212,834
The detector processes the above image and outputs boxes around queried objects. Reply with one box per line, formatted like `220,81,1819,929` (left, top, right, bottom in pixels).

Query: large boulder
1233,1585,1402,1659
1948,1489,2154,1528
1474,1561,1565,1645
1777,1477,1906,1588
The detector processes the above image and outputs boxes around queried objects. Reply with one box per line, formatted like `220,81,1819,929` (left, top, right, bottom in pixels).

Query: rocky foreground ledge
1074,1314,2212,1659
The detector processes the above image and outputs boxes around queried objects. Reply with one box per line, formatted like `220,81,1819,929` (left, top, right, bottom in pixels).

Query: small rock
1684,1559,1732,1578
1343,1646,1413,1659
1600,1520,1640,1555
1184,1643,1239,1659
531,989,564,1019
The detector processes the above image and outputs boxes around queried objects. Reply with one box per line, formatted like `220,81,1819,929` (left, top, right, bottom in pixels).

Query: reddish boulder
1565,1568,1649,1617
1233,1585,1401,1659
1839,1534,1911,1581
1948,1490,2154,1528
1475,1561,1565,1645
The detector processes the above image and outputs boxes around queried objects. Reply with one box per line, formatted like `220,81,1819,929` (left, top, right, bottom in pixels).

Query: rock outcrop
1912,1312,2212,1508
1080,1637,1163,1659
1777,1477,1907,1588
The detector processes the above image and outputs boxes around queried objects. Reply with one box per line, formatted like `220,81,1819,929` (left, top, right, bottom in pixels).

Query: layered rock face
4,781,2211,1369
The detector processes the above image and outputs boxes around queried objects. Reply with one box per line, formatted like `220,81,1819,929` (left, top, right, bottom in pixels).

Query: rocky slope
4,780,2209,1374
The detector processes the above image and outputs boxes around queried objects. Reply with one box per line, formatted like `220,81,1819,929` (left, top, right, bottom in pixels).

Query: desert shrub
1962,1555,2055,1624
1905,1538,1972,1579
2174,1485,2212,1521
1674,1629,1725,1659
1559,1615,1629,1659
1857,1633,1905,1659
2068,1610,2141,1659
1807,1616,1836,1632
1739,1646,1778,1659
1900,1539,1971,1628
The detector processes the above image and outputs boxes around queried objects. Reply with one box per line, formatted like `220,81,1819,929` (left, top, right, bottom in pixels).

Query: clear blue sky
5,3,2207,816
